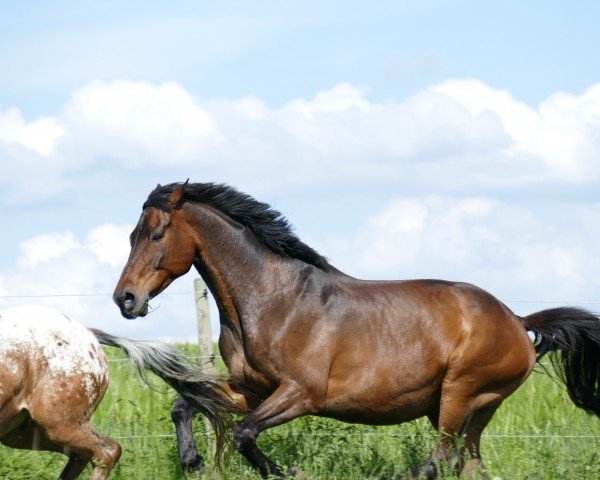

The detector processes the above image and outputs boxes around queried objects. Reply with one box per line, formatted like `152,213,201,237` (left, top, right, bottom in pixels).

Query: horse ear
156,183,162,189
168,179,189,210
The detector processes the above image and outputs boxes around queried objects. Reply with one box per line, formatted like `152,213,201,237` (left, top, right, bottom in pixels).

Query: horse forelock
144,181,330,271
142,185,173,212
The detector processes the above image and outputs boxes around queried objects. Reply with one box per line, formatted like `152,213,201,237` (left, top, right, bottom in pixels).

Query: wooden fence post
195,277,215,371
194,277,216,450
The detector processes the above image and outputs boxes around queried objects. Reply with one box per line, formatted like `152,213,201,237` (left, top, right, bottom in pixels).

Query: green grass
1,345,599,479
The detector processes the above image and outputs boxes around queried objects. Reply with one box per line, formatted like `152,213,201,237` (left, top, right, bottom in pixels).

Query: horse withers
0,304,226,480
114,181,600,479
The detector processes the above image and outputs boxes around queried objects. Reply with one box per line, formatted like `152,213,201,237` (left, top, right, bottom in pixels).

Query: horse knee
171,397,192,423
233,423,256,453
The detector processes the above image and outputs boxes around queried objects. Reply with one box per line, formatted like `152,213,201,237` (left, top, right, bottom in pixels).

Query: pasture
1,344,599,480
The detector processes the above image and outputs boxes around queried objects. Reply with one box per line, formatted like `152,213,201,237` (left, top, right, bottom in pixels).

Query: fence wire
110,432,600,441
2,291,600,305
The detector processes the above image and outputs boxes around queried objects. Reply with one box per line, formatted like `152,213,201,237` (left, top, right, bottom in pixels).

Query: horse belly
322,365,444,425
0,354,29,438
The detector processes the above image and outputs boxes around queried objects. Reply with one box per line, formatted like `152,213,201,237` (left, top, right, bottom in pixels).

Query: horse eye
151,233,163,243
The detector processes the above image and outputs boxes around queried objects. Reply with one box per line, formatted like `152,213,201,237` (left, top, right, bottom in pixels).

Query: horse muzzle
113,290,149,319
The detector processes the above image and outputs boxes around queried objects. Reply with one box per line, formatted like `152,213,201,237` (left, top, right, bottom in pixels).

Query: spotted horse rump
0,305,221,480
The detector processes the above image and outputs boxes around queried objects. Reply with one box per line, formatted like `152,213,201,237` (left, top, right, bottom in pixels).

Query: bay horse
113,181,600,479
0,304,227,480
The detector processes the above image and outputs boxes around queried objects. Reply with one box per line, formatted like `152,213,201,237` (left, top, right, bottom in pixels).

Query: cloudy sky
1,1,600,340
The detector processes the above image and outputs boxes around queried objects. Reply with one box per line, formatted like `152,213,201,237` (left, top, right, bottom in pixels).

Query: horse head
113,181,195,319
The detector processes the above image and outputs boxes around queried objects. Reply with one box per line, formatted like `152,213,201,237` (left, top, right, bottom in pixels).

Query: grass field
1,344,599,480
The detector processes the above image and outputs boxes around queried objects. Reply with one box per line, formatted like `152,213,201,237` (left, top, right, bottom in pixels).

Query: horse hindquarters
22,369,121,479
412,307,536,479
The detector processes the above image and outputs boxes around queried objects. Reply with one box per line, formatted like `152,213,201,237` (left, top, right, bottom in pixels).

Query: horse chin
122,312,137,320
120,300,149,320
139,302,149,317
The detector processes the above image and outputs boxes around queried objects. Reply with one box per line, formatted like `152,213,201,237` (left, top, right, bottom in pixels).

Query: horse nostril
123,292,136,311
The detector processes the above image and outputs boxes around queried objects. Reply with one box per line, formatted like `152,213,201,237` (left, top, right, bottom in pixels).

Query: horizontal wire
107,355,220,363
1,292,600,305
109,358,558,366
505,299,600,305
0,292,194,298
110,432,600,440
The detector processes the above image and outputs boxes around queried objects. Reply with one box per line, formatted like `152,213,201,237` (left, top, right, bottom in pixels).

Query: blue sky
1,1,600,339
3,1,600,115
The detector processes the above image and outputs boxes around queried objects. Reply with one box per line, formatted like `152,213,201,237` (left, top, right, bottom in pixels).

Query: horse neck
183,203,288,321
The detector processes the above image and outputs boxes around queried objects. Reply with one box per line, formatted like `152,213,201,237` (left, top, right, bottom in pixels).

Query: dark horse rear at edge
113,181,600,479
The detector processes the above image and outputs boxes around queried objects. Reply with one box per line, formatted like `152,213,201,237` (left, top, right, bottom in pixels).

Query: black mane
144,182,330,271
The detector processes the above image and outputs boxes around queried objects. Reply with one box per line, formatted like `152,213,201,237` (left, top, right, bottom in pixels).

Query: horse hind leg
404,394,502,480
41,422,121,480
58,454,88,480
0,422,100,480
173,391,258,471
171,396,205,472
411,402,500,480
171,381,260,472
460,403,501,480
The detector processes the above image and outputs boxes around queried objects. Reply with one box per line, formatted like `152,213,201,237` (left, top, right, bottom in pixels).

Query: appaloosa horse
0,304,227,479
113,181,600,479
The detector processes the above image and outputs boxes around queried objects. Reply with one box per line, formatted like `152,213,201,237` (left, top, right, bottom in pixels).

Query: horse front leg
233,381,309,478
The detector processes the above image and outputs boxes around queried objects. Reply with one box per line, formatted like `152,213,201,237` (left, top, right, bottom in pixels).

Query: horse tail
90,329,243,464
522,307,600,416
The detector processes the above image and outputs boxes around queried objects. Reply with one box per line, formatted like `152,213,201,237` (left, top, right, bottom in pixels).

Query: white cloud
14,225,131,273
2,78,600,204
433,79,600,180
86,224,134,267
323,196,600,305
62,80,220,167
359,198,429,271
283,83,371,118
18,232,82,268
0,107,64,155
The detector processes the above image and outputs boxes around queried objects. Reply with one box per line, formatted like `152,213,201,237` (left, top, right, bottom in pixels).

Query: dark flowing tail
523,307,600,416
90,329,244,463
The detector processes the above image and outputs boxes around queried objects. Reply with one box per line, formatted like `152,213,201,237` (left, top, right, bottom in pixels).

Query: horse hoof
394,464,437,480
181,455,206,474
287,467,308,479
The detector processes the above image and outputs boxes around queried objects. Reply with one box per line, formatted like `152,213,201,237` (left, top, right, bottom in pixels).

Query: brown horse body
114,182,600,479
